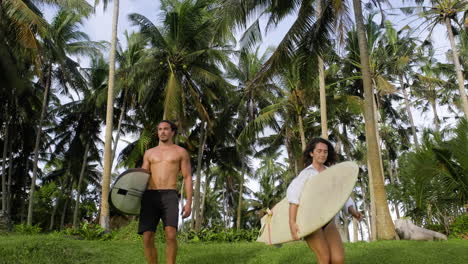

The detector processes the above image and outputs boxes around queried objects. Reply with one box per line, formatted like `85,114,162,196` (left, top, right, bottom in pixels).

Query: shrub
449,214,468,239
178,227,259,243
14,224,42,235
112,220,165,242
60,223,113,241
112,221,259,243
425,224,447,235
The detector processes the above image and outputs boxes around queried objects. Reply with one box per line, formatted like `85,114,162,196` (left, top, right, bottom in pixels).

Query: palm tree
1,0,92,50
397,119,468,228
351,0,396,240
400,0,468,116
27,9,102,225
412,50,454,132
128,0,235,230
225,47,276,229
129,0,234,127
100,0,120,231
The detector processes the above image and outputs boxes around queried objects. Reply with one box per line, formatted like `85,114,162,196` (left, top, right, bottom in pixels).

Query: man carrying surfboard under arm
139,120,193,264
287,138,363,264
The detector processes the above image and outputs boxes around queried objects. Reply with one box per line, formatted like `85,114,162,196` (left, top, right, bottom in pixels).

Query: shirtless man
139,120,192,264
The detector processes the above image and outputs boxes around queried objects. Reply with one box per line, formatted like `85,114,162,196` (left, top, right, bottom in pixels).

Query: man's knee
330,253,344,264
143,231,155,247
317,253,330,264
165,227,177,242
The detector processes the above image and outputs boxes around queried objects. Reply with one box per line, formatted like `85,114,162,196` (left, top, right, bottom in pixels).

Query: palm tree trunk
179,181,185,231
20,155,29,223
236,168,244,230
196,170,210,231
429,99,440,132
343,216,349,242
28,65,52,225
6,143,13,215
284,130,297,175
49,199,59,231
365,160,377,241
193,122,207,230
317,0,328,139
353,217,359,242
111,92,131,167
73,142,90,228
111,105,125,167
399,75,419,147
60,167,73,229
372,95,386,183
100,0,120,231
1,122,9,212
445,17,468,117
359,219,365,241
353,0,396,240
297,113,306,151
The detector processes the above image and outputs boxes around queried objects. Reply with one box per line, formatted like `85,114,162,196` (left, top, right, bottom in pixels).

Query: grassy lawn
1,235,467,264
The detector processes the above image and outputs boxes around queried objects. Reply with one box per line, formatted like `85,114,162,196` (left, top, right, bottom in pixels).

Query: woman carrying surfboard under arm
287,138,363,264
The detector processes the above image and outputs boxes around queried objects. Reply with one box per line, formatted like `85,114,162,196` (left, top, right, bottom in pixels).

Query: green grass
1,234,467,264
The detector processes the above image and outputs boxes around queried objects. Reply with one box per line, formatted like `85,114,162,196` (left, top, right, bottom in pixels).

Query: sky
39,0,461,235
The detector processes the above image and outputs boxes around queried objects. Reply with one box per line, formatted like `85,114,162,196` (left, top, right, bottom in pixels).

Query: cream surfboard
257,161,359,245
109,168,150,215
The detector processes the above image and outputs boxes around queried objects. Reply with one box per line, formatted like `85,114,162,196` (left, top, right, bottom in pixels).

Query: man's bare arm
141,150,150,172
181,149,192,218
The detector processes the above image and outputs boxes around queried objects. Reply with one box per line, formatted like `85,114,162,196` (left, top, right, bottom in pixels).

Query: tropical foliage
0,0,467,242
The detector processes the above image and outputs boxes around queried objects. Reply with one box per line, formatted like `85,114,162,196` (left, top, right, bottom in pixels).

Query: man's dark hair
158,120,178,135
303,137,337,167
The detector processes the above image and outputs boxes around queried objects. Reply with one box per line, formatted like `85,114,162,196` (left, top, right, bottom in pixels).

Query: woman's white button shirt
286,164,355,217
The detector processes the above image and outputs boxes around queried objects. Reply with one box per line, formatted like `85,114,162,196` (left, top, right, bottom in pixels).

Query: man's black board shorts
138,189,179,234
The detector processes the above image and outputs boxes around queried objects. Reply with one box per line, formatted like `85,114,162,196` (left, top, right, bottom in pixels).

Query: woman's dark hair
303,138,337,167
159,120,178,135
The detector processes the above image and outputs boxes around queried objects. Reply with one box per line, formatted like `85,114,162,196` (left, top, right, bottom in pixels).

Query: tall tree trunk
100,0,120,231
388,160,400,219
353,217,359,242
372,95,386,183
284,130,297,175
236,167,244,230
73,142,90,228
319,56,328,139
345,216,350,242
197,169,210,231
193,122,207,230
430,99,440,132
28,65,52,225
353,0,396,240
111,92,131,167
6,143,13,215
1,122,9,212
445,17,468,117
49,198,59,231
60,167,73,229
365,161,377,241
317,0,328,140
50,178,64,230
20,155,29,223
297,113,306,151
399,75,419,147
179,181,185,231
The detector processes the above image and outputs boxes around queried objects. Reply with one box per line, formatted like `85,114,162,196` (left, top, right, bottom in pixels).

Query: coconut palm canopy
0,0,466,241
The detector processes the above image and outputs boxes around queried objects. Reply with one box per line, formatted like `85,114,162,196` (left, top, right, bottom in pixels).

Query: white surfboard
257,161,359,245
109,168,150,215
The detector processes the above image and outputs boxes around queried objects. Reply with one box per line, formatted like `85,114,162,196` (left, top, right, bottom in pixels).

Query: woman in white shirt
287,138,362,264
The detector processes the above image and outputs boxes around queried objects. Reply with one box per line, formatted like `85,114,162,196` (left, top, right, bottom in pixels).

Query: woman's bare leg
323,223,345,264
305,229,331,264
